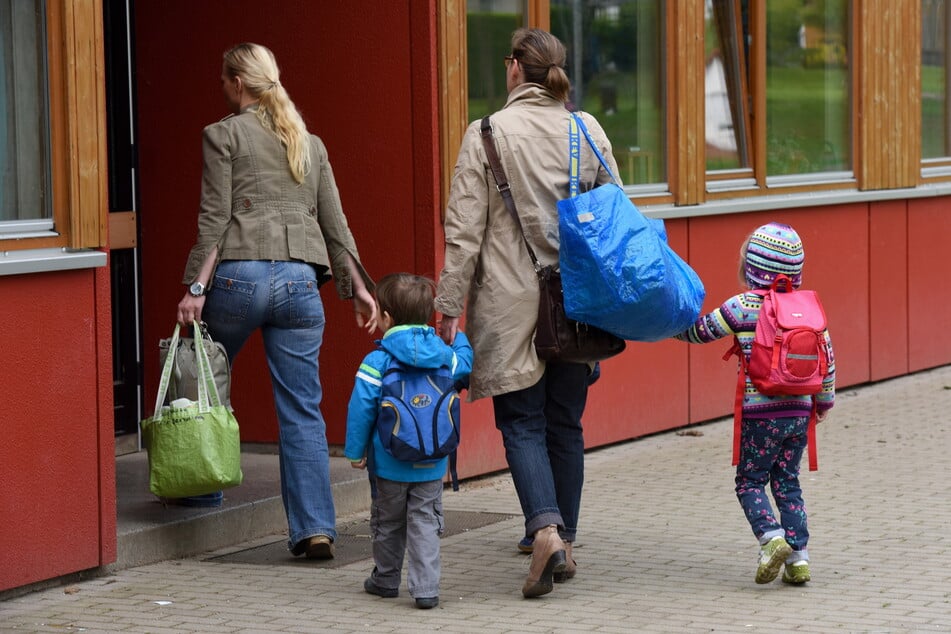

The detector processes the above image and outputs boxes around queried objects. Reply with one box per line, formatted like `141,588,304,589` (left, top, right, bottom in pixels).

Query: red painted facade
2,1,949,593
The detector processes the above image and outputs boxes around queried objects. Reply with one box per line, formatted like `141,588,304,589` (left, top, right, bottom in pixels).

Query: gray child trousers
368,477,445,599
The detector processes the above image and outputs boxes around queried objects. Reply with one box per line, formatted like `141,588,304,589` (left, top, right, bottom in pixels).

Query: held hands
352,286,379,333
350,457,366,470
438,315,460,345
817,410,829,423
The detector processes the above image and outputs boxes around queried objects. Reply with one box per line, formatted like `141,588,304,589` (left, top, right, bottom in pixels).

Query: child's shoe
415,597,439,609
517,536,534,553
782,560,811,584
755,536,792,584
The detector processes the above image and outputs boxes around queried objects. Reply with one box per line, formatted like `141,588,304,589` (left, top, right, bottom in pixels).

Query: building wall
0,266,115,592
133,2,951,482
134,1,437,448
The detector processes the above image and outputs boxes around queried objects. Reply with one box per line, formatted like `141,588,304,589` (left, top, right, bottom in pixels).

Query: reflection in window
766,0,851,176
550,0,666,185
922,0,949,159
0,0,51,225
467,1,525,123
706,0,752,172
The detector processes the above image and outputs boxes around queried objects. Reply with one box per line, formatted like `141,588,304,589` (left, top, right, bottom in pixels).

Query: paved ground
2,365,950,633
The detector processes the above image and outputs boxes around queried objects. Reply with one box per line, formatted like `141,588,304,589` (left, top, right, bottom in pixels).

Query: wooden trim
438,0,467,211
750,1,767,188
64,0,108,247
856,0,921,190
668,0,705,204
108,211,137,249
528,0,549,31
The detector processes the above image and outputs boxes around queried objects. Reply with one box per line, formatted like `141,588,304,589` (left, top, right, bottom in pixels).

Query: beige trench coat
435,84,619,401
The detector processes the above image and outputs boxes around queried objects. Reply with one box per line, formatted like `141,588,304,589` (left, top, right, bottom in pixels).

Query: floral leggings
735,415,810,551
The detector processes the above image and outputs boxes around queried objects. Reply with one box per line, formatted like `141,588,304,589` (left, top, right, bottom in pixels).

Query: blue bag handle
569,112,622,188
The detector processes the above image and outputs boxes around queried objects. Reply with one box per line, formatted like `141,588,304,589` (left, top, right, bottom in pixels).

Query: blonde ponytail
223,43,311,184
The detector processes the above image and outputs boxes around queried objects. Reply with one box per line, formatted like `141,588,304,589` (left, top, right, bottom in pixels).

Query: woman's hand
177,293,206,326
352,286,379,333
438,314,460,345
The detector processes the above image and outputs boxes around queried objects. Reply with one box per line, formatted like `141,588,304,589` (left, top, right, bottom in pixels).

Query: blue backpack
376,359,462,489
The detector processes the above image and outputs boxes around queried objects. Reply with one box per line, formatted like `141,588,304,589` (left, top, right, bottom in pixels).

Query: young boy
344,273,473,609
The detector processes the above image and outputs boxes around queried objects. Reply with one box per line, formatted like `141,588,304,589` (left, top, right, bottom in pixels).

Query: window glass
551,0,666,185
922,0,948,160
467,1,526,123
0,0,51,227
766,0,851,176
705,0,752,171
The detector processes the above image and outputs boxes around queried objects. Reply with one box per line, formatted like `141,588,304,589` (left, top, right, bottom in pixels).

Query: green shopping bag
141,322,243,498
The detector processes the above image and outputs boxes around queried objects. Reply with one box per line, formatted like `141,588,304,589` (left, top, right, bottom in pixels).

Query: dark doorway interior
104,0,142,449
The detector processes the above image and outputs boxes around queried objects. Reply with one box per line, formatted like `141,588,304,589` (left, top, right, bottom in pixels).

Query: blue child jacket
344,325,473,483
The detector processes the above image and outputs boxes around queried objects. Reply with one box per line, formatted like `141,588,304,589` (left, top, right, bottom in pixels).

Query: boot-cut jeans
203,260,337,550
492,362,589,543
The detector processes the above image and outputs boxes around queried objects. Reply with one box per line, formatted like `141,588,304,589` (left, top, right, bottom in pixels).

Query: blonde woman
177,43,378,558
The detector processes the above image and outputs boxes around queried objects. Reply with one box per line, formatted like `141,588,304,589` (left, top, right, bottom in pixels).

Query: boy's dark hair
375,273,436,326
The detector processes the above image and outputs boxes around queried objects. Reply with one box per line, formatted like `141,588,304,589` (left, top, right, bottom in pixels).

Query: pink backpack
725,274,830,470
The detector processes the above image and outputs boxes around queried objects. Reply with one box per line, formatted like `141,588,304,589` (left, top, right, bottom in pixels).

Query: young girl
675,222,835,585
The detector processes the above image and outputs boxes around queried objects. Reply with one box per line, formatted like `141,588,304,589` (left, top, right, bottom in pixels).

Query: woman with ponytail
435,28,621,599
177,43,378,559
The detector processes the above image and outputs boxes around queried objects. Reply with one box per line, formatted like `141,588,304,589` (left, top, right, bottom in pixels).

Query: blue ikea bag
557,113,705,342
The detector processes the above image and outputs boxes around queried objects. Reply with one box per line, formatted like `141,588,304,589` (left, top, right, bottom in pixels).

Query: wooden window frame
438,0,928,211
0,0,108,251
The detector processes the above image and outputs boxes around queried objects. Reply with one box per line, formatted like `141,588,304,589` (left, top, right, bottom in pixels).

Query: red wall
133,3,951,482
135,2,437,445
0,266,115,591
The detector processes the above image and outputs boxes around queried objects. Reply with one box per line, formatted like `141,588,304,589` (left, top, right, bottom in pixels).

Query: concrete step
115,446,370,569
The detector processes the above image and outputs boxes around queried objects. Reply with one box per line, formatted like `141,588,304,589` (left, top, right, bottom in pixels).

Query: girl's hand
350,458,367,470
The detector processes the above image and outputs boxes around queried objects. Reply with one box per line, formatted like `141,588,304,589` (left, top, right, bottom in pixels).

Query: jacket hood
378,325,455,369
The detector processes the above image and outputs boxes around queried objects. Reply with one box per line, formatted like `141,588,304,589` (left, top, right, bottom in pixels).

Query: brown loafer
522,525,567,598
291,534,334,559
554,541,576,583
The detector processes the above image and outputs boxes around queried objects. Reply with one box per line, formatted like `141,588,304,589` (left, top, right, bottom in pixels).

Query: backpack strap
807,399,819,471
724,337,745,466
723,334,820,471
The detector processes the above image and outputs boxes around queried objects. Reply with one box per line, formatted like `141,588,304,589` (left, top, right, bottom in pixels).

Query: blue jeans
735,415,810,551
203,260,337,549
492,362,589,542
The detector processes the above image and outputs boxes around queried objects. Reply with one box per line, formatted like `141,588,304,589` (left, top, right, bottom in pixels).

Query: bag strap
192,319,222,411
153,323,182,420
480,116,542,274
569,112,621,187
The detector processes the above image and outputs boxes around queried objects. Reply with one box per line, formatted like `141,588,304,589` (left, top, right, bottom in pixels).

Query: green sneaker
782,561,811,584
755,537,793,584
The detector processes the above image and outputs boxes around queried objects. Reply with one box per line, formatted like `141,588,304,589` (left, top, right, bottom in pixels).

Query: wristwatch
188,281,206,297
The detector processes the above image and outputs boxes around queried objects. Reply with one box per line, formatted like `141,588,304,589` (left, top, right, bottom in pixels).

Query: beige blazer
435,84,619,400
183,106,370,299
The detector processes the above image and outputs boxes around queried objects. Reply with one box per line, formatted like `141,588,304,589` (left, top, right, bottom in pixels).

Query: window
0,0,52,233
0,0,107,253
922,0,949,161
467,0,526,123
704,0,852,189
551,0,666,187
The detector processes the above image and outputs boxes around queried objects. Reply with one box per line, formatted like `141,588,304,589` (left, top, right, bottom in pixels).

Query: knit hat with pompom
744,222,804,289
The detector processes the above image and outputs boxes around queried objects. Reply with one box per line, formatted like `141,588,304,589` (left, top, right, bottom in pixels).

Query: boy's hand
350,458,366,469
